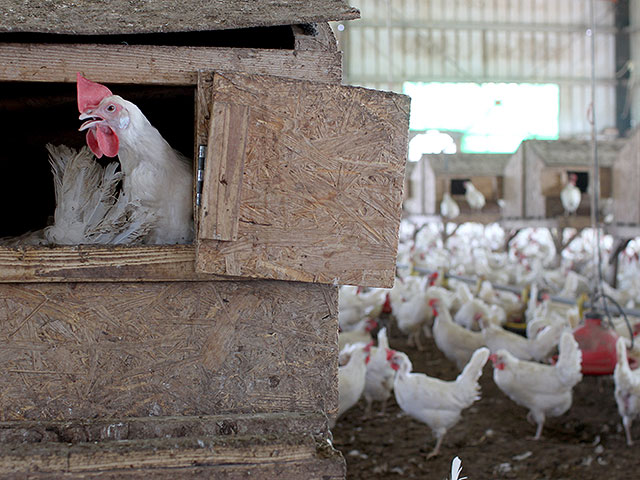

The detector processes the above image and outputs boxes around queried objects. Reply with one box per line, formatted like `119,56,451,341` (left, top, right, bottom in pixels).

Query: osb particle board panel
0,412,328,444
0,433,346,479
0,281,338,421
0,0,359,35
197,72,410,288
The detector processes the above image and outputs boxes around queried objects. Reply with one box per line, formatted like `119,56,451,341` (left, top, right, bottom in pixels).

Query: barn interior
5,1,640,480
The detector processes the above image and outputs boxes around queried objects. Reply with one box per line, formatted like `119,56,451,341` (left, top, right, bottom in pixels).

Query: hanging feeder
573,311,620,375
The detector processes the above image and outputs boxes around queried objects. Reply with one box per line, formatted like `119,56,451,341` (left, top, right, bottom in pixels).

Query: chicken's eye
106,104,116,112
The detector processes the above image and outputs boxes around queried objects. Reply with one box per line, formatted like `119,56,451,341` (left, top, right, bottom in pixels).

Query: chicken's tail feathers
555,331,583,387
455,347,490,402
377,327,389,350
449,456,467,480
616,336,629,368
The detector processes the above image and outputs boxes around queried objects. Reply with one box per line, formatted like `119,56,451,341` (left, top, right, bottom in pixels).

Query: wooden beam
0,0,359,35
0,43,343,85
0,245,214,283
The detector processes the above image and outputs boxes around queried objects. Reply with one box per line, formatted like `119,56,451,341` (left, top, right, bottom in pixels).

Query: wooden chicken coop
0,2,410,478
405,153,510,224
612,125,640,237
502,139,624,229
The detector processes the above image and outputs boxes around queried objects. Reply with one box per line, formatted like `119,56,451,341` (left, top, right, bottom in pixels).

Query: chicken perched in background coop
77,74,193,244
389,347,490,458
560,173,581,216
440,192,460,220
463,181,485,211
490,331,583,439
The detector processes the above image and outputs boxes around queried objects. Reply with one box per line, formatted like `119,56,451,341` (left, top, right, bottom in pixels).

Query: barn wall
630,0,640,130
335,0,618,139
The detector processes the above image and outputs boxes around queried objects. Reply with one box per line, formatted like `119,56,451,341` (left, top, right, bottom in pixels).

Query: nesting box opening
450,178,470,196
567,170,589,193
0,25,295,50
0,80,195,240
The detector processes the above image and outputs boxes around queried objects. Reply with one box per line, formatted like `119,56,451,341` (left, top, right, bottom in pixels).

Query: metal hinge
196,144,206,206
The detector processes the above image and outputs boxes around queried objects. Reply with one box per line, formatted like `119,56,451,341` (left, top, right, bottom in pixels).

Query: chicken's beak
78,112,104,132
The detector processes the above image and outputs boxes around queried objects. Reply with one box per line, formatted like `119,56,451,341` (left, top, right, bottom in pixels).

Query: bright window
403,82,559,154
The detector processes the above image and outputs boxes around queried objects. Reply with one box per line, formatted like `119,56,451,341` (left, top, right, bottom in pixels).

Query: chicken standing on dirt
362,328,396,418
431,299,485,370
77,73,193,244
490,331,583,439
334,344,368,428
614,337,640,446
389,347,490,458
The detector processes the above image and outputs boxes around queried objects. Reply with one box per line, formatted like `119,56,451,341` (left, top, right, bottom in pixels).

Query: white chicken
614,337,640,446
431,299,485,370
560,173,581,215
440,192,460,220
463,181,485,211
362,328,396,417
77,73,193,244
490,331,583,439
480,319,564,363
333,343,368,427
392,290,431,350
338,317,377,352
390,347,490,458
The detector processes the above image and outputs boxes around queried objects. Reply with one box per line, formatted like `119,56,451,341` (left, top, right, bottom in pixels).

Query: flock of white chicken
336,219,640,460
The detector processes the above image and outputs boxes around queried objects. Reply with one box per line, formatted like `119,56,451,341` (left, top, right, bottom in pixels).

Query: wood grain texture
292,23,339,52
0,412,329,444
0,281,339,421
502,145,524,218
200,102,250,241
0,245,217,283
614,126,640,224
196,73,410,288
0,43,343,85
0,0,359,34
0,433,345,478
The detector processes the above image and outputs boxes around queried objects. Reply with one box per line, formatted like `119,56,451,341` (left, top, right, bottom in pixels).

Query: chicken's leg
427,431,446,459
623,415,634,446
533,420,545,440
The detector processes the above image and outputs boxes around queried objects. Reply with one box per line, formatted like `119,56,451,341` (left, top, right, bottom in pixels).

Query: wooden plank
0,43,343,85
200,102,250,241
0,0,359,35
0,245,219,283
0,281,339,421
0,434,345,479
292,23,339,52
196,73,410,288
0,412,330,444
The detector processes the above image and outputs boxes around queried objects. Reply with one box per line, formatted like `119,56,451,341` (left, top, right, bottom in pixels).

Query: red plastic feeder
573,312,619,375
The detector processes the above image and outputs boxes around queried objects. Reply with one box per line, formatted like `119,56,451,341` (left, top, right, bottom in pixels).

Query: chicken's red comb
77,73,113,112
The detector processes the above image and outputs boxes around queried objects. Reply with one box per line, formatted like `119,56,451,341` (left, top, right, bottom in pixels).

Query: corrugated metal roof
0,1,360,35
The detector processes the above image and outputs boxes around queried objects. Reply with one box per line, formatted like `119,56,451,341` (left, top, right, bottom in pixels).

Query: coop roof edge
0,1,360,35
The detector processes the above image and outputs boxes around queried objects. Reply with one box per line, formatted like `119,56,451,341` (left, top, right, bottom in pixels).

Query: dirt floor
332,317,638,480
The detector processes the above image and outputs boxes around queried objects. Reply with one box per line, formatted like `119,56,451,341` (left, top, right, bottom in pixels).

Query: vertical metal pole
589,0,604,300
